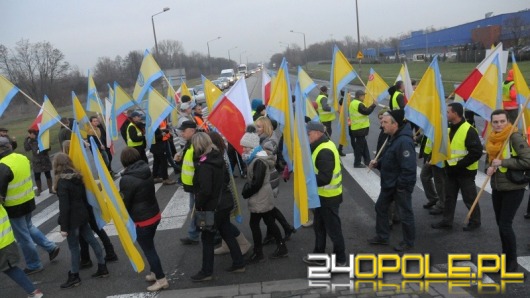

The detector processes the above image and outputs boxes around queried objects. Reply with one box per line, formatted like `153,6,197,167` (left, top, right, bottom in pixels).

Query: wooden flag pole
465,95,530,224
367,136,389,173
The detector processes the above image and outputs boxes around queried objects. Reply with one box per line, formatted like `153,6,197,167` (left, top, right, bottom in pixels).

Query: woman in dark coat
189,132,245,282
119,147,168,292
24,129,53,196
54,153,108,289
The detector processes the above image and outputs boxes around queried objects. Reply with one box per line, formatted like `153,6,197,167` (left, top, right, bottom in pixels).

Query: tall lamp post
290,30,308,70
207,36,221,75
228,46,237,68
151,7,170,59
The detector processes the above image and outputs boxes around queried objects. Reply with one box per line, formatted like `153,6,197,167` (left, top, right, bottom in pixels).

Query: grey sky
2,0,528,72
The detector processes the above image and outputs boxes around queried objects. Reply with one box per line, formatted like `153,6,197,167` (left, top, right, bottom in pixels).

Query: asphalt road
2,71,530,297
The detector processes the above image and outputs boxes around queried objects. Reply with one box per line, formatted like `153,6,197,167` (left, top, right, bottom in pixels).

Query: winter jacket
58,126,71,151
242,151,274,213
376,124,417,192
120,160,160,223
444,119,482,177
193,149,232,212
127,121,146,150
310,135,343,206
150,128,167,155
388,86,405,110
259,134,280,196
57,170,89,232
24,137,52,173
0,150,36,218
491,132,530,191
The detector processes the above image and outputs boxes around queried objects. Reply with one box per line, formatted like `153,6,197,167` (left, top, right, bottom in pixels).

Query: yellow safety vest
0,205,15,249
181,144,195,186
126,123,144,147
349,100,370,130
423,138,433,155
312,141,342,197
502,81,515,102
0,153,34,207
316,95,336,122
499,143,516,173
391,91,403,110
446,122,478,170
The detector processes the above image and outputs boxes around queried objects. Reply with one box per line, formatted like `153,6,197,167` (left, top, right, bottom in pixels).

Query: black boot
60,271,81,289
247,250,264,264
284,226,296,241
80,258,93,269
104,248,118,262
91,263,109,278
338,145,346,157
270,243,288,259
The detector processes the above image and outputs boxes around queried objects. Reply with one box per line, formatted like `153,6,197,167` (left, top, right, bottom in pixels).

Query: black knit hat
388,109,405,127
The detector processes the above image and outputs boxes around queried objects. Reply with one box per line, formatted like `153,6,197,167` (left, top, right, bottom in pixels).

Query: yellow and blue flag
110,82,136,141
133,50,164,103
366,68,389,104
145,87,173,148
87,71,103,115
297,67,319,121
166,79,179,127
512,52,530,108
465,53,503,121
0,75,20,118
266,58,294,170
37,96,61,151
88,137,145,272
202,75,223,111
72,91,90,138
293,69,320,228
330,45,358,111
337,92,351,147
69,122,110,229
404,57,451,165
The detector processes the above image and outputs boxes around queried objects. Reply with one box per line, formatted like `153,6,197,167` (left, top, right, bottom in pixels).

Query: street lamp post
151,7,170,59
239,50,246,65
207,36,221,75
290,30,308,70
228,46,237,68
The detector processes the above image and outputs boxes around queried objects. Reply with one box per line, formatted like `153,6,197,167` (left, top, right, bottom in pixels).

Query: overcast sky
2,0,528,72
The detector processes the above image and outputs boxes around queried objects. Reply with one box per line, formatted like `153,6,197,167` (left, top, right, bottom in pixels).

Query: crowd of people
2,69,529,297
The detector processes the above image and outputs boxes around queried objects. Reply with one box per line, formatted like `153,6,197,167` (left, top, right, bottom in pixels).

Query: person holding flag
24,129,54,196
432,103,482,231
388,81,406,110
302,121,346,266
126,111,147,163
315,86,336,136
349,90,376,168
87,116,111,173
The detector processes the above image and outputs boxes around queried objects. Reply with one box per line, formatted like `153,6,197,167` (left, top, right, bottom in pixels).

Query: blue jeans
313,202,346,264
66,222,105,273
375,188,416,246
188,193,200,240
136,220,165,279
10,212,56,270
4,266,36,294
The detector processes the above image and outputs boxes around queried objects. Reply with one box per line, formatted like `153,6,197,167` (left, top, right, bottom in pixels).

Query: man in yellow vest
502,69,518,124
388,81,405,111
174,121,200,245
126,111,147,163
349,90,376,168
315,86,336,136
0,203,44,297
302,121,346,266
432,102,482,231
0,137,60,275
368,110,417,252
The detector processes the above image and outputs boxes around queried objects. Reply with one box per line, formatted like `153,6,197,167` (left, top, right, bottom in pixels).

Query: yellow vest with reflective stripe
0,153,34,207
316,95,336,122
502,81,515,102
312,141,342,197
0,205,15,249
181,144,195,186
126,123,144,147
423,138,433,155
499,143,516,173
391,91,403,110
447,122,479,170
349,100,370,130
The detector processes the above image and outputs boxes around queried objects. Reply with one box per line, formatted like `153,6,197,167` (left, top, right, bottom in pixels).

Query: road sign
356,51,364,59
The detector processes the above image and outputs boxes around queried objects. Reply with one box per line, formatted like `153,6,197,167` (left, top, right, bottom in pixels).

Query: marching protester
502,69,518,124
420,136,447,215
58,118,71,152
126,111,148,163
176,120,201,245
432,102,482,231
193,103,210,132
120,147,168,291
87,116,111,173
240,130,288,262
189,132,245,282
1,182,43,297
0,136,60,275
0,127,17,150
485,109,530,273
368,110,417,252
24,129,54,196
349,90,376,168
388,81,406,111
151,123,176,185
302,121,346,265
54,153,109,289
208,131,252,256
315,86,335,136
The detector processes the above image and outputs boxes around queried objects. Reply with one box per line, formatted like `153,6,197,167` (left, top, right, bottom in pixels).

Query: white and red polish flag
208,77,253,154
262,69,272,105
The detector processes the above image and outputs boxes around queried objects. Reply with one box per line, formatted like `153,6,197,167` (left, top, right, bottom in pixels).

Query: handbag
506,169,530,184
194,190,223,232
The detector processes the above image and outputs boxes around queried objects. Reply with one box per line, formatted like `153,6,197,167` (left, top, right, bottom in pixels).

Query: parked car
192,85,205,104
217,77,230,90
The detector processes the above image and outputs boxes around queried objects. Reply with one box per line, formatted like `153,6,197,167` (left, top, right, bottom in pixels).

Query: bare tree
156,40,184,69
504,14,527,47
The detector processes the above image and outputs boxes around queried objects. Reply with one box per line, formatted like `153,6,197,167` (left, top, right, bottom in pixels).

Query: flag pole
17,89,71,132
367,136,389,173
465,95,530,224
